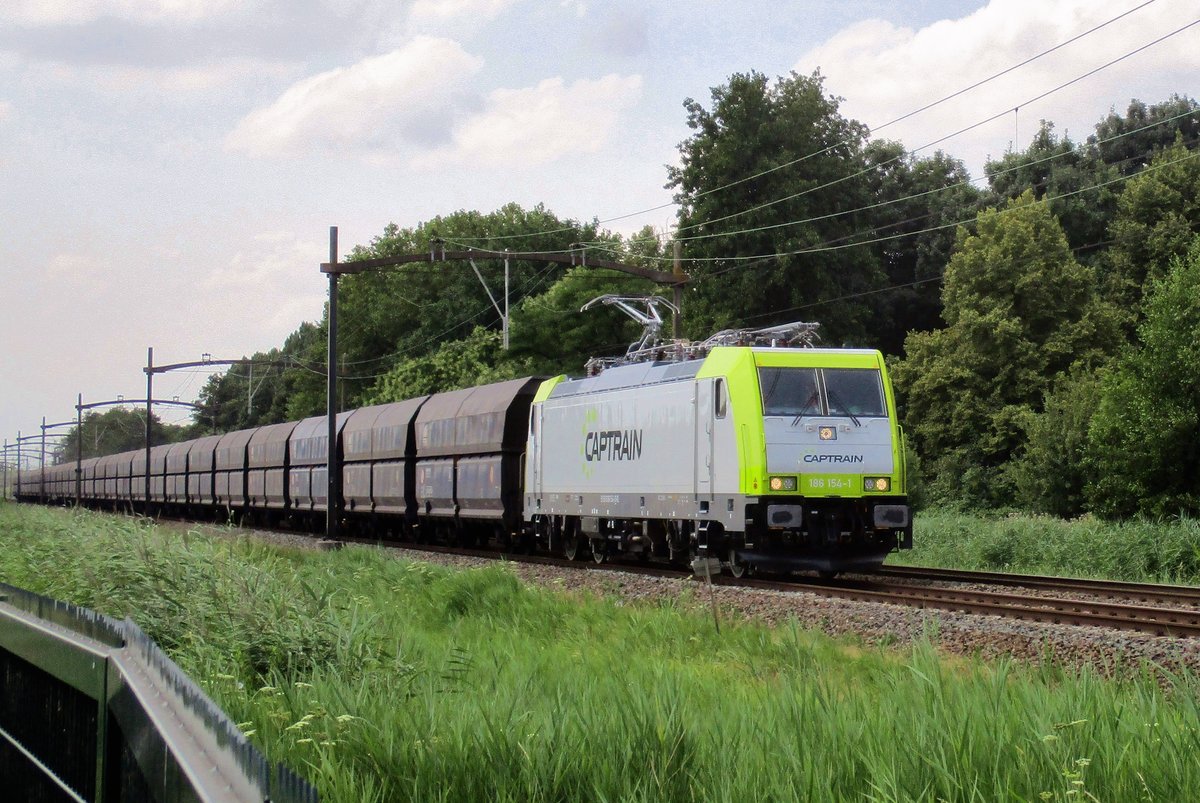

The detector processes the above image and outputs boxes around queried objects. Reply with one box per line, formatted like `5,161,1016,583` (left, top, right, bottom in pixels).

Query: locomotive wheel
560,522,584,560
590,537,608,564
727,548,752,579
563,533,582,560
668,540,688,566
667,520,696,564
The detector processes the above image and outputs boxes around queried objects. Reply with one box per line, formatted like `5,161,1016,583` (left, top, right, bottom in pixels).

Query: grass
901,508,1200,584
2,502,1200,801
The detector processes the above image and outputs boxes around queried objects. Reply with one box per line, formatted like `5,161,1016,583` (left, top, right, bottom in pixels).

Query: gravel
194,522,1200,680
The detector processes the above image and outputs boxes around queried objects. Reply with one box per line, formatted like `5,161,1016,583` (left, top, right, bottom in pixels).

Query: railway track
330,532,1200,639
736,574,1200,639
873,565,1200,607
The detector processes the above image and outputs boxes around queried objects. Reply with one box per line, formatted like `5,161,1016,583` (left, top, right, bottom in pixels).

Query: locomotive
17,318,911,576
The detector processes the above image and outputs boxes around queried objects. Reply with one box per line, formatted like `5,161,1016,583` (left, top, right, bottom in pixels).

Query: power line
617,105,1199,249
665,16,1200,240
582,143,1199,274
445,0,1164,244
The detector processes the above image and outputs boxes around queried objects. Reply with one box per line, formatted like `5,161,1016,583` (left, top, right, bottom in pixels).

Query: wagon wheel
495,525,514,552
727,547,752,579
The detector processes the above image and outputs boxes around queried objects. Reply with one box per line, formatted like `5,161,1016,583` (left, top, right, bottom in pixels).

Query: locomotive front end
734,348,912,574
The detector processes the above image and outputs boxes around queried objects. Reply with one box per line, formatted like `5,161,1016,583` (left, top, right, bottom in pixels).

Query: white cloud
418,73,644,167
0,100,12,122
104,59,299,92
224,36,484,158
2,0,248,26
46,251,110,288
408,0,519,24
206,232,328,335
796,0,1200,177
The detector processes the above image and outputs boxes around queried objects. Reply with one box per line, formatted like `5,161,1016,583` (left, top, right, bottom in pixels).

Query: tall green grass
2,504,1199,801
905,509,1200,584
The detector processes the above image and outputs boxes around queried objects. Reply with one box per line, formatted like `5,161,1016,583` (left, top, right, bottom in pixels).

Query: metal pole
40,416,47,505
248,362,253,417
146,346,153,510
3,439,8,500
76,393,83,507
673,240,683,341
503,251,510,350
15,430,20,501
326,226,340,541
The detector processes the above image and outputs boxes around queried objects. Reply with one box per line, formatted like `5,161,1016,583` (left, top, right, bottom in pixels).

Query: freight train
16,322,912,576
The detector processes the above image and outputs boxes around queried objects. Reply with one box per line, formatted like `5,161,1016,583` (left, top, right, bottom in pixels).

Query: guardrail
0,581,318,803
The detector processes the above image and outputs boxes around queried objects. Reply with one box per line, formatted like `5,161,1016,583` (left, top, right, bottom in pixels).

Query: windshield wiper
790,390,820,427
825,386,861,427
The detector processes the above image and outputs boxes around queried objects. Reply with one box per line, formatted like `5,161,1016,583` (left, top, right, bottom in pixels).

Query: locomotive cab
727,348,912,575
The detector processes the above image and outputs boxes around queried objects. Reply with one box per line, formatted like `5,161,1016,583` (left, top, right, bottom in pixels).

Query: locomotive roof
549,359,704,399
550,346,884,399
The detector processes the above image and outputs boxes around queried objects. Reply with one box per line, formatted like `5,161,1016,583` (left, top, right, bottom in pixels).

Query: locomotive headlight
864,477,891,492
818,426,836,441
769,475,798,492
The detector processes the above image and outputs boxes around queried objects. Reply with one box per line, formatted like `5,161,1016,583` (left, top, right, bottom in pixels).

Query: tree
191,322,326,431
335,203,618,404
864,141,982,353
1087,236,1200,519
53,408,185,463
1006,368,1103,517
985,121,1120,261
1102,137,1200,323
893,192,1118,506
667,71,884,347
505,265,658,376
1088,95,1200,176
364,327,532,402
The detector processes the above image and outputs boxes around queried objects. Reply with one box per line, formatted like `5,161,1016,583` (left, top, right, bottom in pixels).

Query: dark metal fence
0,581,318,803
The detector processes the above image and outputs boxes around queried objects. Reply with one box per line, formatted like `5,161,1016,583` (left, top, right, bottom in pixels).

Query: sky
2,0,1197,461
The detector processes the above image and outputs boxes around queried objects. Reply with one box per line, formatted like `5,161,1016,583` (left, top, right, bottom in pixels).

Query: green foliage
894,193,1118,507
667,70,882,346
1006,369,1104,518
5,505,1200,802
53,407,187,464
1087,236,1200,519
900,507,1200,584
1102,137,1200,324
1088,95,1200,176
336,204,617,399
986,121,1120,259
506,265,658,374
865,141,983,353
365,328,532,402
191,322,329,431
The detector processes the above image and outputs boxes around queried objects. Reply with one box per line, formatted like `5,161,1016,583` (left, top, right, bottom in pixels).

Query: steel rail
740,576,1200,638
59,509,1200,639
319,534,1200,638
874,565,1200,607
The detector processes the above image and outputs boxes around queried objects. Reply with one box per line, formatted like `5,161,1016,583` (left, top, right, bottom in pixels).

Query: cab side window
714,379,727,419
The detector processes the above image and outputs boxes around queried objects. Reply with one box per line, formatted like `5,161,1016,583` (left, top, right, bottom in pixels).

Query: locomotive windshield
759,367,886,418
